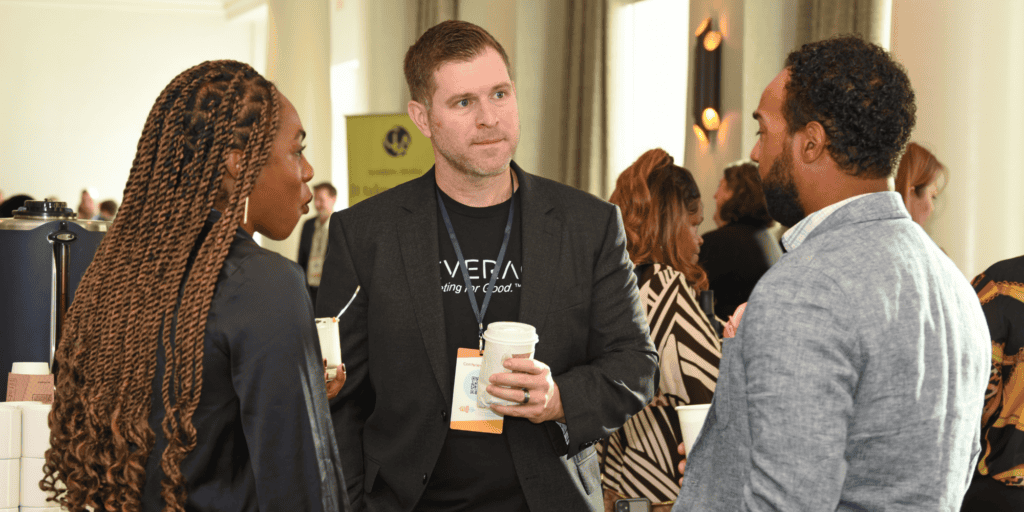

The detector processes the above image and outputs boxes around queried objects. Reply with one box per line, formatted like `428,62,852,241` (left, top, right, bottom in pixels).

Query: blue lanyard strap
436,176,515,353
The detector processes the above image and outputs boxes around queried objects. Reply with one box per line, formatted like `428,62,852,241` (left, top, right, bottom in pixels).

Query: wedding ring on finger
521,388,530,405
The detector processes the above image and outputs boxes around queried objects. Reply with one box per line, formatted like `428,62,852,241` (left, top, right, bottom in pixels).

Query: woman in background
895,142,947,227
601,149,722,512
43,60,346,511
699,161,782,319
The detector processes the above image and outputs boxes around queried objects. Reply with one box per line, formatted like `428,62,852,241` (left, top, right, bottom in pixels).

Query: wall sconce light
693,17,721,143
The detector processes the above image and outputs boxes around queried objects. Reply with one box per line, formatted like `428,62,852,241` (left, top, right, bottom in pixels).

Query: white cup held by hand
315,318,343,370
477,322,539,408
676,403,711,455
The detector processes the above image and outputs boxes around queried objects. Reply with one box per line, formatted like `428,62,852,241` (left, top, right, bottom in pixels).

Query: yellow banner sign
346,113,434,206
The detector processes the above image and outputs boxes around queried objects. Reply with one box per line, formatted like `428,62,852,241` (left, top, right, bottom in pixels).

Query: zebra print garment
600,263,723,505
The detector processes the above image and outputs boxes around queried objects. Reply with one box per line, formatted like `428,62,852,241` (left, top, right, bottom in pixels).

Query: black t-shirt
415,187,528,511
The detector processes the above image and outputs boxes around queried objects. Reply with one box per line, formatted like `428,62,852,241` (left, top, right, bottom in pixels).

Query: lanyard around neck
436,174,516,354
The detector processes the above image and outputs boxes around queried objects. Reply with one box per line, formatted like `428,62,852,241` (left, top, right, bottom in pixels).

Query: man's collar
781,193,871,251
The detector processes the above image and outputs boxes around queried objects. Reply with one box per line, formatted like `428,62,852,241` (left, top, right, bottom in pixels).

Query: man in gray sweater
673,35,990,511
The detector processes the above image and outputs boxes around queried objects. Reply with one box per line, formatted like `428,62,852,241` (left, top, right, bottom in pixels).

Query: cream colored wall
740,0,799,160
0,2,261,209
261,0,332,260
890,0,1024,277
684,0,751,233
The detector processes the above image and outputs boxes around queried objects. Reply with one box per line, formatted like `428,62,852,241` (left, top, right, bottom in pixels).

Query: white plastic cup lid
482,321,539,345
10,362,49,375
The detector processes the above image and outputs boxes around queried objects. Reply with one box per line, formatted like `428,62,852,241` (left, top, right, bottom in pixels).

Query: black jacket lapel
397,171,450,402
515,165,563,336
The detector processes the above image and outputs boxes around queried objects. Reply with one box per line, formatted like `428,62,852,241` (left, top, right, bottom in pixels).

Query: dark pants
961,471,1024,512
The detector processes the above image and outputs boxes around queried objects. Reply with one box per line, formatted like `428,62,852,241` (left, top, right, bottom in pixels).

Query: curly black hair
784,35,916,179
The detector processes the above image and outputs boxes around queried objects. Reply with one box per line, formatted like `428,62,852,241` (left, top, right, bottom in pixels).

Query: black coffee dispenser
0,201,109,398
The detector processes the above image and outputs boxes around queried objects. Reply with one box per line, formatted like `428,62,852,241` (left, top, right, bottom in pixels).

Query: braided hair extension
41,60,279,512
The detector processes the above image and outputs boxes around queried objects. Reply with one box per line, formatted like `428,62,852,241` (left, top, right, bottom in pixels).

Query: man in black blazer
299,182,337,302
317,21,656,512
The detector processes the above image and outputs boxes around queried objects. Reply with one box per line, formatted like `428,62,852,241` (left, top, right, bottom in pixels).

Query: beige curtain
559,0,608,198
796,0,890,46
413,0,458,41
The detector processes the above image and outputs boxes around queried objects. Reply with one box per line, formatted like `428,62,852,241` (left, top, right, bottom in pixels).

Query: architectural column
891,0,1024,277
263,0,332,260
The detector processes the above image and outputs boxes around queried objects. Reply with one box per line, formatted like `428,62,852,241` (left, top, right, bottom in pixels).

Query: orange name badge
450,348,503,434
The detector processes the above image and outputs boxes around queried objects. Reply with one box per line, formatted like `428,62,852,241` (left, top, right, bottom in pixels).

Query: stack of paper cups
0,405,20,510
10,363,49,376
18,403,55,508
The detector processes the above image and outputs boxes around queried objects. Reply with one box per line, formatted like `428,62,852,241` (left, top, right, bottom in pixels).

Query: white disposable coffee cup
0,458,19,508
315,318,343,370
0,405,21,459
676,403,711,455
10,363,49,376
19,403,52,459
477,322,539,408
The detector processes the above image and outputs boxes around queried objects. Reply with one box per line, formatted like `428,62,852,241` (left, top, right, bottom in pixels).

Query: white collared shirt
781,193,872,252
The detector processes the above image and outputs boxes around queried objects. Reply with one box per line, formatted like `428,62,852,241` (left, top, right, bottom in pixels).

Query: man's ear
224,150,243,180
796,121,827,163
408,100,432,138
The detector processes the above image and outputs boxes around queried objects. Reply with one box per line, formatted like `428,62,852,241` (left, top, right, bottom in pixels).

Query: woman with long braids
41,60,347,511
600,149,722,512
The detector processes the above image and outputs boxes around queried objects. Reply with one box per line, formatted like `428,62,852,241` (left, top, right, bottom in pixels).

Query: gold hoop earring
243,197,249,224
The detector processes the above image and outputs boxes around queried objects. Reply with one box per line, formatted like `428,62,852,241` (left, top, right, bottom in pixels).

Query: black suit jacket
316,163,657,512
298,216,316,274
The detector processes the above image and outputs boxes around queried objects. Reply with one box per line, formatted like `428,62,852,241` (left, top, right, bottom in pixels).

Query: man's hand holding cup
487,357,565,423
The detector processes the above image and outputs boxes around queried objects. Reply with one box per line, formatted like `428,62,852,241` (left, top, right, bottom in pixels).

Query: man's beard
761,149,805,228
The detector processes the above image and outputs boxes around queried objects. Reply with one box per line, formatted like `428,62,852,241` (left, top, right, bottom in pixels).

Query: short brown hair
404,20,511,106
718,161,773,228
313,182,337,198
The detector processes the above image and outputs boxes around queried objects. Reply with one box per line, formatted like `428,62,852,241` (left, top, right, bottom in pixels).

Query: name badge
450,347,503,434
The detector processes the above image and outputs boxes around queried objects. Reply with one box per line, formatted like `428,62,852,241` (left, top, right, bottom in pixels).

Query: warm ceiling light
702,108,721,131
693,124,709,144
695,17,710,37
703,30,722,51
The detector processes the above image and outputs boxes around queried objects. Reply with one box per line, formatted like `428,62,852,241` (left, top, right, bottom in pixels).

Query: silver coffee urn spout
0,200,110,398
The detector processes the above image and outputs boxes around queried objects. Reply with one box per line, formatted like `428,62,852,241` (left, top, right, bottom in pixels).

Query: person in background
299,182,337,302
673,35,989,511
317,20,656,511
699,161,782,318
962,255,1024,511
98,199,118,221
42,60,347,511
77,188,98,220
894,141,946,227
602,148,721,512
0,194,32,218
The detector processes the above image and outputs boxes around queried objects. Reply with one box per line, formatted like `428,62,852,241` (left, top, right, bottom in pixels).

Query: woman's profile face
712,178,732,227
247,92,314,240
684,199,705,263
906,179,938,227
